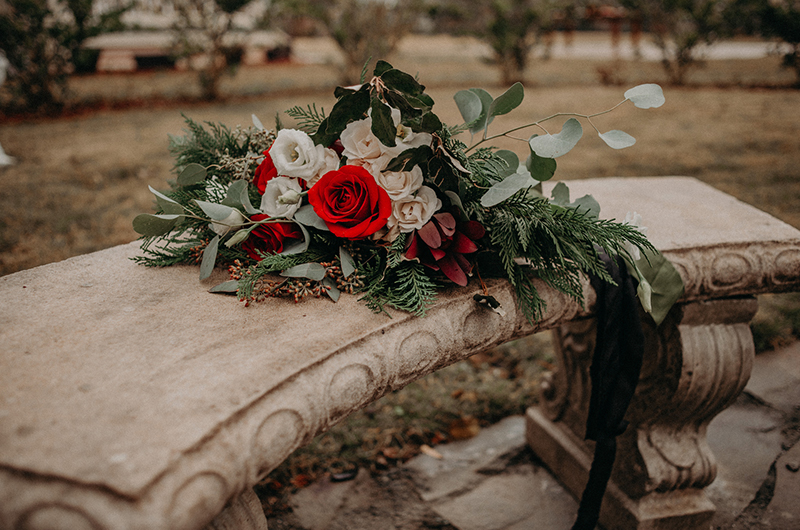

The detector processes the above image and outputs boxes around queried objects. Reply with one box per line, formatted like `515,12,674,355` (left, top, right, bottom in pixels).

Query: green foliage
285,104,328,135
360,260,438,317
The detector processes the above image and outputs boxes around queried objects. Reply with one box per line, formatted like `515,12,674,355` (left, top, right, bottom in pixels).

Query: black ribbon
571,253,645,530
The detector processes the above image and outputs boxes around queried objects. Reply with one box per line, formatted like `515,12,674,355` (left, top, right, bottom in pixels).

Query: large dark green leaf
488,82,524,117
325,86,371,138
633,250,685,327
380,68,425,96
385,145,433,173
371,99,397,148
526,148,557,181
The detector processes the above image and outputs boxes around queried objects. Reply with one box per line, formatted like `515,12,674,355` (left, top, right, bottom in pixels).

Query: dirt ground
1,33,799,276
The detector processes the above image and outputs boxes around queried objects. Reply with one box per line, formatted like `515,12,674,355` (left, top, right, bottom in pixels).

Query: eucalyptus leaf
453,90,483,125
199,235,219,280
177,163,207,186
294,204,330,231
340,246,356,277
550,181,570,206
624,84,665,109
525,149,557,181
631,250,685,327
467,88,494,135
570,194,601,218
281,223,310,255
494,150,520,178
252,114,265,130
599,130,636,149
323,277,340,302
529,118,583,158
132,213,182,236
209,279,240,294
195,200,235,221
444,190,467,220
488,82,524,117
481,171,536,207
281,262,327,281
221,180,248,208
370,99,397,147
148,186,184,215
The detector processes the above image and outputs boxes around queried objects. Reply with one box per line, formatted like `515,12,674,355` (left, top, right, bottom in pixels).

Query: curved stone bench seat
1,177,798,530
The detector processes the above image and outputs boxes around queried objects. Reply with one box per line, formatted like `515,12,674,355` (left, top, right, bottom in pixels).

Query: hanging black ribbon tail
571,253,645,530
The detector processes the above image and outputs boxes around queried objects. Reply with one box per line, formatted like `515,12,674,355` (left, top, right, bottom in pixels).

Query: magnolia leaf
323,277,340,302
132,213,182,236
386,145,433,173
381,68,424,96
371,99,397,148
467,88,494,135
495,149,519,178
252,114,265,130
326,86,370,136
550,181,570,206
570,194,601,218
225,228,250,248
199,235,219,280
148,186,184,215
209,279,240,294
339,246,356,277
624,84,665,109
177,163,207,186
453,89,483,125
282,223,310,255
525,149,557,182
294,204,330,231
195,200,235,221
529,118,583,158
599,130,636,150
631,250,685,327
481,171,536,207
281,262,326,281
416,111,442,133
373,60,394,77
488,82,524,117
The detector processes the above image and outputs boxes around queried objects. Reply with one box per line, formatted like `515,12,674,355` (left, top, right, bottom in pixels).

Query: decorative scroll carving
205,488,268,530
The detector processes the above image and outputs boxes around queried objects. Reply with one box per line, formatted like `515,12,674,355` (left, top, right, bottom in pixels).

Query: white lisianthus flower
340,118,383,162
306,147,341,188
622,211,648,261
260,177,304,219
210,209,245,236
387,186,442,233
270,129,326,180
376,165,424,201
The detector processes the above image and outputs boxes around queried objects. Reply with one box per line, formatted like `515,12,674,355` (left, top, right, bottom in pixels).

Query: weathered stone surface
1,177,798,529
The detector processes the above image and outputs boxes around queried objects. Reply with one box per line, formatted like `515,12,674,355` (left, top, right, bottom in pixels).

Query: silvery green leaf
525,149,557,182
599,130,636,149
628,250,685,327
221,180,248,208
494,149,520,178
453,89,483,125
624,84,665,109
148,186,184,215
199,235,219,280
323,277,340,302
444,190,467,220
195,200,234,221
570,194,600,218
293,204,329,231
281,223,310,255
488,82,524,117
529,118,583,158
209,280,240,294
281,262,326,281
252,114,265,130
468,88,494,135
132,213,182,236
550,181,570,206
481,171,536,207
340,246,356,278
224,228,250,248
177,163,207,186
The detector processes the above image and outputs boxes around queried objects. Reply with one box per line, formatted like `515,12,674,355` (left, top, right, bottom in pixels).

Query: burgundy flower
405,212,485,286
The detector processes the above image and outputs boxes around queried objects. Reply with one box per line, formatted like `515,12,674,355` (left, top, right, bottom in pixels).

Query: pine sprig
285,104,327,135
360,261,438,317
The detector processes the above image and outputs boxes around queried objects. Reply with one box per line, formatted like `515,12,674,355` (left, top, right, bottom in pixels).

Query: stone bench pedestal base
527,297,758,530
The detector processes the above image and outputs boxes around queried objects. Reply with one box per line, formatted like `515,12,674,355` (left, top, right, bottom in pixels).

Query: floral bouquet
133,61,680,323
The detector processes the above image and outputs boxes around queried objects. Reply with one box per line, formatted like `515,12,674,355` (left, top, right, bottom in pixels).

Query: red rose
241,215,303,260
254,150,278,195
307,165,391,239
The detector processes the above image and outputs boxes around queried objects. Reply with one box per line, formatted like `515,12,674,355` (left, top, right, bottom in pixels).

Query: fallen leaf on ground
420,444,443,459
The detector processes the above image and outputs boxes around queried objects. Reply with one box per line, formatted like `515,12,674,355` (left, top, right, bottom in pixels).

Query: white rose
210,208,245,236
270,129,326,180
260,177,303,219
349,153,393,179
623,211,648,261
306,147,340,188
387,186,442,233
340,118,383,162
376,165,423,201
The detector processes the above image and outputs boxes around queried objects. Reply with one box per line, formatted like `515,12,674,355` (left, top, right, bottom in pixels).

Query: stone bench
1,177,798,530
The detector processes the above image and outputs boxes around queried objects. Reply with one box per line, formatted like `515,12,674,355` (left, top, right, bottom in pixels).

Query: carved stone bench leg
527,297,758,530
205,487,268,530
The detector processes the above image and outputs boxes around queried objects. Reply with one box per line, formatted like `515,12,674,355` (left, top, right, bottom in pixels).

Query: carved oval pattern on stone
17,505,101,530
326,363,376,422
462,308,500,350
774,248,800,285
392,330,441,388
168,472,229,530
251,409,304,479
710,252,752,289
